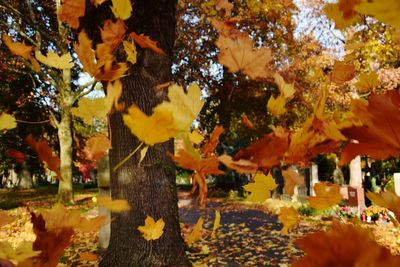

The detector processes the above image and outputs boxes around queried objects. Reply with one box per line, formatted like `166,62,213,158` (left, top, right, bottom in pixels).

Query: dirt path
178,192,311,267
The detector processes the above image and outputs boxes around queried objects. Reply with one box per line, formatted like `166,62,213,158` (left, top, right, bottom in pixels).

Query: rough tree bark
99,0,191,266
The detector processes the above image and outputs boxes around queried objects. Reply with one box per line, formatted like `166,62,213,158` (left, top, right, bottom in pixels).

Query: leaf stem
112,142,144,172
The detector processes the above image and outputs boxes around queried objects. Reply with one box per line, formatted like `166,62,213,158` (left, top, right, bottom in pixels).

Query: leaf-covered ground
1,188,400,266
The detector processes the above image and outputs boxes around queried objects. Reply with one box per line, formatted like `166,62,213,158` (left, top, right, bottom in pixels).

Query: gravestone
394,173,400,196
310,163,318,196
295,185,308,203
348,186,364,212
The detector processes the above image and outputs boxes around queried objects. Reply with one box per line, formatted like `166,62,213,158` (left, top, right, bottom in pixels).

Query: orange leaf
130,32,167,56
282,168,305,196
26,134,62,180
216,34,272,79
100,19,126,51
241,114,255,129
340,91,400,164
2,34,40,71
84,134,111,161
0,210,15,227
218,154,258,174
79,252,98,261
74,31,98,77
202,125,224,156
293,220,400,267
90,0,107,7
215,0,233,17
308,182,342,210
278,206,299,235
330,61,356,85
57,0,85,29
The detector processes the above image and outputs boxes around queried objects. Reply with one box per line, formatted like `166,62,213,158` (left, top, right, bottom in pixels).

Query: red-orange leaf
6,149,25,163
100,19,126,51
26,134,61,180
203,126,224,156
57,0,85,29
130,32,166,56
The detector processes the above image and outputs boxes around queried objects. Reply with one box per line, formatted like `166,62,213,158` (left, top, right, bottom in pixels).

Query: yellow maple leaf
123,105,177,145
35,51,73,69
186,217,203,245
211,210,221,239
0,113,17,130
97,196,130,212
278,206,299,235
0,241,40,265
123,40,137,65
308,182,342,210
137,216,165,241
37,203,106,232
274,73,295,99
216,35,272,79
355,72,379,93
2,34,40,71
155,83,204,132
324,2,361,29
111,0,133,20
267,94,287,116
244,172,278,203
71,97,108,124
355,0,400,29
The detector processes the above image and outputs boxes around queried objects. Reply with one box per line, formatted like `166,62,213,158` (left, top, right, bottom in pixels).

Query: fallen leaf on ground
186,217,203,245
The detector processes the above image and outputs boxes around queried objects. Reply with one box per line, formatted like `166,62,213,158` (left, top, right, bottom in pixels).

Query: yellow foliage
244,173,277,203
186,217,203,245
111,0,133,20
97,196,131,212
35,51,73,69
0,113,17,130
137,216,165,241
278,206,299,235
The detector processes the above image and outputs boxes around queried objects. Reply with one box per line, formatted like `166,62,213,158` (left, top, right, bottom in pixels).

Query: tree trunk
100,0,190,266
58,109,73,203
17,162,33,189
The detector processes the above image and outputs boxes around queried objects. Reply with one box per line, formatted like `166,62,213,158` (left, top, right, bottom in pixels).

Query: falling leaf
123,40,137,64
2,34,40,71
35,51,73,69
111,0,133,20
366,190,400,220
123,105,177,146
211,211,221,239
57,0,85,29
189,130,204,144
90,0,107,7
340,92,400,164
0,113,17,130
191,172,209,207
6,149,25,163
292,220,400,267
105,79,123,111
267,94,287,116
155,83,204,132
84,134,111,161
218,154,258,174
274,73,295,99
241,114,255,129
130,32,167,55
278,206,299,235
138,216,165,241
173,148,222,176
282,168,305,196
244,172,277,203
26,134,62,180
234,130,289,170
139,146,149,164
186,217,203,245
0,241,40,266
74,31,98,77
97,196,130,212
0,210,15,227
355,0,400,29
72,97,109,125
308,182,342,210
79,252,98,261
354,72,379,94
100,19,126,51
215,0,233,17
330,61,356,85
216,34,272,79
324,0,361,29
203,125,224,156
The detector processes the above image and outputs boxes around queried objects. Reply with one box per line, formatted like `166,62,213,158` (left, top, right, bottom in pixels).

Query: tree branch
74,80,99,102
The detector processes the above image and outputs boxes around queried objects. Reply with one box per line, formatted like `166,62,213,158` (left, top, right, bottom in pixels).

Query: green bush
297,205,316,216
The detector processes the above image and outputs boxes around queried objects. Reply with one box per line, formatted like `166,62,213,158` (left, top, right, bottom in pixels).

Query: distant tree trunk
18,162,33,189
100,0,190,266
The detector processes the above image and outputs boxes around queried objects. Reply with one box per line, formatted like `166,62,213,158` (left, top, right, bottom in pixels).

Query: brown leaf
84,134,111,161
282,168,305,196
330,61,356,85
218,154,258,174
100,19,126,51
26,134,61,180
130,32,166,56
57,0,85,29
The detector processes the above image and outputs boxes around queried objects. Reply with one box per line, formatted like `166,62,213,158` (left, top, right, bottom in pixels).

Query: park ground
1,188,400,266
